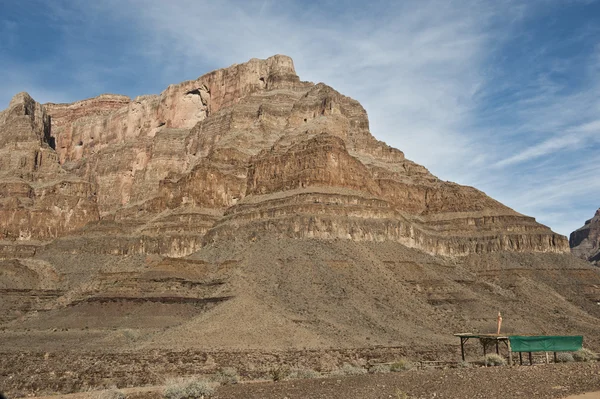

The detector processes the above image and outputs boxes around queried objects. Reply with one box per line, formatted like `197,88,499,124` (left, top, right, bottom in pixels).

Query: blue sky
1,0,599,236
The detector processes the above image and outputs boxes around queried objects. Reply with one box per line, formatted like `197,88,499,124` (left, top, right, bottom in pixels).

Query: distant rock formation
570,208,600,265
0,55,568,257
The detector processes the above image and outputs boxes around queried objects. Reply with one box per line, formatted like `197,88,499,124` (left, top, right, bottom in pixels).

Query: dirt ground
10,362,600,399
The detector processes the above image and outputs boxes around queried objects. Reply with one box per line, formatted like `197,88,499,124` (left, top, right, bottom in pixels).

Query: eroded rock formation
0,55,568,258
570,208,600,265
2,56,599,369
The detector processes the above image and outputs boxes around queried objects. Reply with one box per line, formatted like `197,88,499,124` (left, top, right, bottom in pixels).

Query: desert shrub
483,353,505,367
369,364,391,374
91,389,126,399
390,359,413,372
573,348,597,362
555,353,574,363
215,367,239,385
163,378,216,399
269,366,290,382
331,363,368,376
286,368,321,380
395,389,410,399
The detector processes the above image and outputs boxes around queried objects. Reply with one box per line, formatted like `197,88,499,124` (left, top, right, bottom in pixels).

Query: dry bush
90,389,126,399
269,366,290,382
390,359,413,372
556,353,575,363
483,354,506,366
163,378,216,399
331,363,368,376
573,348,597,362
286,368,321,380
214,367,239,385
369,364,391,374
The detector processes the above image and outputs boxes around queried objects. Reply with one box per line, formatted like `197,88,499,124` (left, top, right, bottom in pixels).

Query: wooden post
554,352,557,363
529,352,533,365
507,340,513,366
545,352,549,364
460,337,466,362
519,352,523,365
496,341,499,355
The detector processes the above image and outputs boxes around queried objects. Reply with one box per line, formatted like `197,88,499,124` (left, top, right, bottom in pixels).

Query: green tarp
509,336,583,352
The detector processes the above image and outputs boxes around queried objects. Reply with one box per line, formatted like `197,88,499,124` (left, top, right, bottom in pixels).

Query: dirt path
565,393,600,399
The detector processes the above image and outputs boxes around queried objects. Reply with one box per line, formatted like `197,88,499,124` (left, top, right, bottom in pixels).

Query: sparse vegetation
573,348,597,362
269,366,290,382
91,389,126,399
163,378,216,399
331,363,368,376
395,388,411,399
457,361,472,368
215,367,239,385
390,359,413,372
483,353,506,367
286,367,322,380
369,364,391,374
555,353,575,363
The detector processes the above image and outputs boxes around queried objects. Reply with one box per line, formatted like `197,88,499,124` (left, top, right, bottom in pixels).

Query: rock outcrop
570,208,600,265
0,93,99,241
0,55,568,258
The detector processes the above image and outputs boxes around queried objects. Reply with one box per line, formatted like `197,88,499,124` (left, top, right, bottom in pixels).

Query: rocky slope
570,208,600,265
0,55,597,359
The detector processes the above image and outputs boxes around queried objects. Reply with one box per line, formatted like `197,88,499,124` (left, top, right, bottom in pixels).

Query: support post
483,341,487,358
529,352,533,365
496,341,499,355
507,340,513,366
554,352,557,363
460,337,466,361
545,352,549,364
519,352,523,365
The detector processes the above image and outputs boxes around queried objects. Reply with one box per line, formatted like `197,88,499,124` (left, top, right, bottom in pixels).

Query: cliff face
0,93,99,241
570,208,600,265
0,55,568,257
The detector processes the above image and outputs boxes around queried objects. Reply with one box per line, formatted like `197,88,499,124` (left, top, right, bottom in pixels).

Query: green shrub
163,378,216,399
331,363,368,376
573,348,597,362
390,359,413,372
286,368,321,380
555,353,574,363
483,353,506,367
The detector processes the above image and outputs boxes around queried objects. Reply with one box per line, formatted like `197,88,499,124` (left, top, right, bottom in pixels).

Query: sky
1,0,599,236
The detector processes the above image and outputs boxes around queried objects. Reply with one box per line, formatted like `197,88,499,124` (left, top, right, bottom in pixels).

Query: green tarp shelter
508,335,583,352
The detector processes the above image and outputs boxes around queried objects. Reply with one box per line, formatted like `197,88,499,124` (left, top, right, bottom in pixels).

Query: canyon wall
0,55,569,257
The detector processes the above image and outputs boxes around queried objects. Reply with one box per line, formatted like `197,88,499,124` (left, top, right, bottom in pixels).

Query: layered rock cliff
570,208,600,265
0,55,568,257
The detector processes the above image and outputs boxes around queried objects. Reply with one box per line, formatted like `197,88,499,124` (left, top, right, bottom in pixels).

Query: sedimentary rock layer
0,55,568,257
